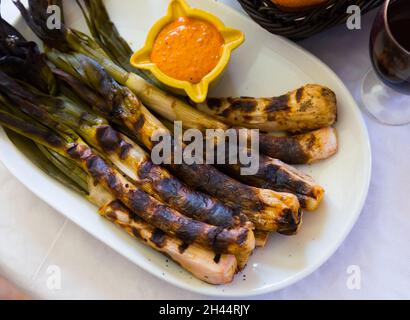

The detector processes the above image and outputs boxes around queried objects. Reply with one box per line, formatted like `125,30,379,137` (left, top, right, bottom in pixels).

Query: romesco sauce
150,17,224,84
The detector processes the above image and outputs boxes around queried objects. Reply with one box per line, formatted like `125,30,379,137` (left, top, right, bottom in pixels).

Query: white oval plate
0,0,371,297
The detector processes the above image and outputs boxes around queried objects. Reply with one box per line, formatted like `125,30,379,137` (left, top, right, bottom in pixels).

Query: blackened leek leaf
13,0,69,51
0,88,88,193
37,144,89,193
0,7,57,94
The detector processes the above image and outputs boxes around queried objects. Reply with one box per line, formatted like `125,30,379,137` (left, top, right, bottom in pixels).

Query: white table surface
0,0,409,300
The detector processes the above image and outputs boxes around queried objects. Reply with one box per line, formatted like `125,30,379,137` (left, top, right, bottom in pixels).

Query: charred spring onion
196,85,337,132
257,127,338,165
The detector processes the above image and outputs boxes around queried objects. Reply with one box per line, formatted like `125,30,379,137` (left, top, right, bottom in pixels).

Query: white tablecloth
0,0,409,300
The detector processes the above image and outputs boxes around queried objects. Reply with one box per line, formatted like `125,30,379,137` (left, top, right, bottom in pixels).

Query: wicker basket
237,0,384,40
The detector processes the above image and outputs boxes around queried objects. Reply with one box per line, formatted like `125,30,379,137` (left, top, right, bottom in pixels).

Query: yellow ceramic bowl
130,0,244,103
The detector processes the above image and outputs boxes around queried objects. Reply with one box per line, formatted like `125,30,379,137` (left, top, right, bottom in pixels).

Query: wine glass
361,0,410,126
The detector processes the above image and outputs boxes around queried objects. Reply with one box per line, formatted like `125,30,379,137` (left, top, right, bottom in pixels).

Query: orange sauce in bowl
150,17,224,84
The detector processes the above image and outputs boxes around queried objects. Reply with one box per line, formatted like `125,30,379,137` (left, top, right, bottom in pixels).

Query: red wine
388,1,410,52
370,0,410,95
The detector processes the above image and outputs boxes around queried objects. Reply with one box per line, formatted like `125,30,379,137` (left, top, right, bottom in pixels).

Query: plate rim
0,0,372,297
